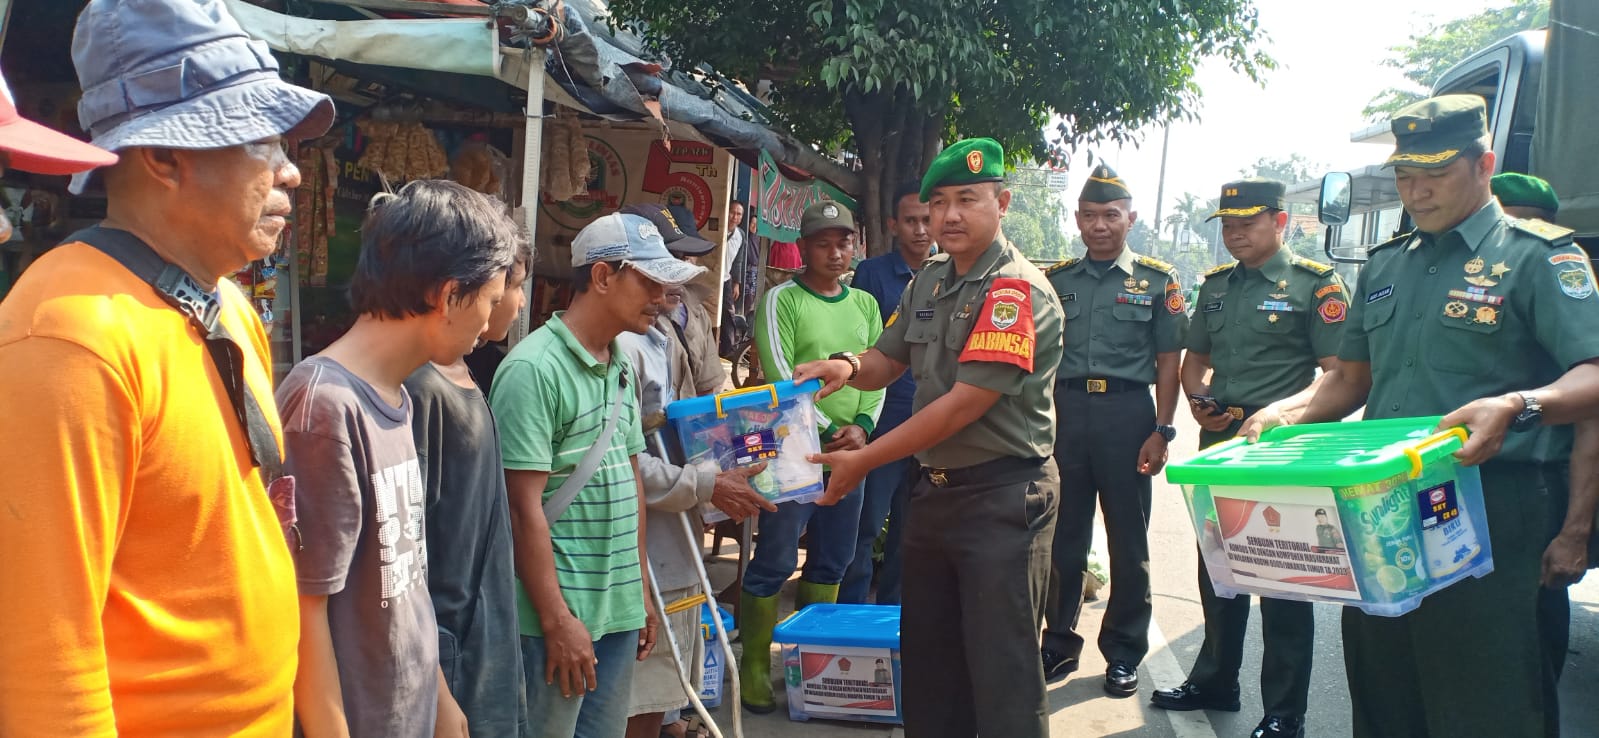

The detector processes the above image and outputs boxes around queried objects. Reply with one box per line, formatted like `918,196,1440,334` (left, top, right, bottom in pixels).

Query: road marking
1090,526,1219,738
1145,616,1219,738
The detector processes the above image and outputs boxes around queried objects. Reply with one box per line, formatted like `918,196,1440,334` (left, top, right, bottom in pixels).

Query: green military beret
1079,163,1132,203
799,199,857,238
920,137,1005,202
1384,94,1488,169
1206,178,1286,220
1492,172,1560,215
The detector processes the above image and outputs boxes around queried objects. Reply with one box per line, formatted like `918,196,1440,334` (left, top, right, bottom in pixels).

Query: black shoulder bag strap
67,227,298,544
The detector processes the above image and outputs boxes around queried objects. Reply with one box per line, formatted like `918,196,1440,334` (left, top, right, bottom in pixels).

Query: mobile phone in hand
1188,393,1226,417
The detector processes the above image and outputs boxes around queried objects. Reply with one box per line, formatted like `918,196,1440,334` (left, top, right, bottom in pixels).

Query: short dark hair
1460,136,1491,163
731,199,748,209
348,180,519,319
891,182,922,218
572,260,624,293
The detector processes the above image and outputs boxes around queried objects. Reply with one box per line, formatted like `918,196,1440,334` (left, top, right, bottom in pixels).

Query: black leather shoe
1041,648,1079,681
1103,660,1138,697
1250,715,1305,738
1149,681,1242,712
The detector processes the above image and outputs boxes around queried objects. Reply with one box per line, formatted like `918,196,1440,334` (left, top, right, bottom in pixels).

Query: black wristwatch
1153,424,1177,442
829,351,861,381
1510,391,1543,433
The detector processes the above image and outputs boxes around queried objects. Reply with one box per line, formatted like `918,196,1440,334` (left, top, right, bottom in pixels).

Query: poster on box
794,645,897,718
1208,485,1363,600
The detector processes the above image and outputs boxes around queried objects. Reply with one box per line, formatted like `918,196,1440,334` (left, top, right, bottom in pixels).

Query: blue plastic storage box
665,379,826,522
772,604,901,725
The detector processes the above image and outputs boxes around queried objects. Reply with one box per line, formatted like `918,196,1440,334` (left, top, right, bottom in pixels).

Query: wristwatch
829,351,861,381
1153,424,1177,442
1510,391,1543,433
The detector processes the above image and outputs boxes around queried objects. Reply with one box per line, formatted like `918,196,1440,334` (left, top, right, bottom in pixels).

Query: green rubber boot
739,591,780,714
795,579,840,610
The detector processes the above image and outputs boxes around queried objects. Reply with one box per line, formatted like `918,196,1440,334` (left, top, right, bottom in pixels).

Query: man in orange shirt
0,1,333,735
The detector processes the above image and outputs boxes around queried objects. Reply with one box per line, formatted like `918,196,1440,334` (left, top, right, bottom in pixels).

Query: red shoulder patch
960,277,1036,371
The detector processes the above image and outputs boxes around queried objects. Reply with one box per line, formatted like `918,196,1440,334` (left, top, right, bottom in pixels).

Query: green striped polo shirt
490,312,647,638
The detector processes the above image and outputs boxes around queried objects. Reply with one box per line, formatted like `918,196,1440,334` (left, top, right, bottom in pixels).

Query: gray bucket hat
68,0,335,194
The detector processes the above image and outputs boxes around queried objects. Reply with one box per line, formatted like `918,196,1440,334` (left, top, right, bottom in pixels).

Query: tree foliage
1363,0,1550,120
607,0,1274,253
1001,181,1071,262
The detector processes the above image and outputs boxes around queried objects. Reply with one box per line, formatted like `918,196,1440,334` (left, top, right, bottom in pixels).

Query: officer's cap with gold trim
1206,178,1286,220
1384,94,1488,169
920,137,1005,202
1079,163,1132,203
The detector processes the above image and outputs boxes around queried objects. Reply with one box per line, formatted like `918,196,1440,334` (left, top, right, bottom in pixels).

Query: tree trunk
845,87,945,257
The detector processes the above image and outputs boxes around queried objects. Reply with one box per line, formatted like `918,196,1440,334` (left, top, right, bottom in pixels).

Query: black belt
1060,377,1147,394
920,456,1046,488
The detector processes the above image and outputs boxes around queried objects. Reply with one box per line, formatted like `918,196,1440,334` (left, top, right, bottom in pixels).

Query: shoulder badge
1134,254,1176,275
1045,256,1081,275
1204,262,1237,278
923,253,952,267
1509,217,1575,247
1367,230,1414,255
1291,256,1336,276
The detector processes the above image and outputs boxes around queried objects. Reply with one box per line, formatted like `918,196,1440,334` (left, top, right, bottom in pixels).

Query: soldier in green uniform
1244,95,1599,738
1151,178,1347,738
1039,164,1187,697
795,137,1065,738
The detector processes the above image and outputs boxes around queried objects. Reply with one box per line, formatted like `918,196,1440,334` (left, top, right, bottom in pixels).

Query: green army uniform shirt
1187,248,1348,406
1046,248,1189,384
876,238,1066,468
1339,200,1599,463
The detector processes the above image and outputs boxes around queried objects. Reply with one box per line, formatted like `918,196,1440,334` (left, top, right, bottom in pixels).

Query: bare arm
1137,351,1182,475
1440,360,1599,466
434,665,467,738
1154,351,1181,426
1543,417,1599,587
1179,350,1212,396
811,382,1001,504
294,595,350,738
633,456,659,661
794,350,907,397
506,469,596,698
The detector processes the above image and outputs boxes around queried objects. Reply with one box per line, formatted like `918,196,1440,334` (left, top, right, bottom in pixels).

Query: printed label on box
1208,485,1363,600
735,428,780,465
795,645,897,718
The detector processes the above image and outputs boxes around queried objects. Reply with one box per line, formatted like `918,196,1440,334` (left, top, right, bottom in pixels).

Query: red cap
1,69,117,175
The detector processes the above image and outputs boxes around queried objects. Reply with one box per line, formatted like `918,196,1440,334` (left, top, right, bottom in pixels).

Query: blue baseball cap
68,0,335,193
572,213,708,285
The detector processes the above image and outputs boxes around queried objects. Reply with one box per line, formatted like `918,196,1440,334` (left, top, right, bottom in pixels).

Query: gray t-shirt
405,364,524,735
279,356,437,738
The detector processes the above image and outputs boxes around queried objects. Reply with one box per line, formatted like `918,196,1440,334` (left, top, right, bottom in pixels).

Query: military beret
799,199,857,238
920,137,1005,202
1206,178,1286,220
1385,94,1488,169
1079,163,1132,203
1492,172,1560,215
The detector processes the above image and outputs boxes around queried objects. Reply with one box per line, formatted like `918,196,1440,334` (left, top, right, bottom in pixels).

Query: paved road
691,391,1599,737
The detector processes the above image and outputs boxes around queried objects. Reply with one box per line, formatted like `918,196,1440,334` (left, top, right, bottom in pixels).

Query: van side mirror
1318,172,1353,227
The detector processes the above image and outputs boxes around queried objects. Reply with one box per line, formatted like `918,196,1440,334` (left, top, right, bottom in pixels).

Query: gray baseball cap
68,0,335,193
572,213,709,286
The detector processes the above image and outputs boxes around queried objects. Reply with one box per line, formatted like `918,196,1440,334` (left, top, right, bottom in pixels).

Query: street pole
1152,124,1171,250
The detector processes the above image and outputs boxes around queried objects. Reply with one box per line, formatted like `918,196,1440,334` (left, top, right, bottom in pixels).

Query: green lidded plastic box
1165,416,1494,617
